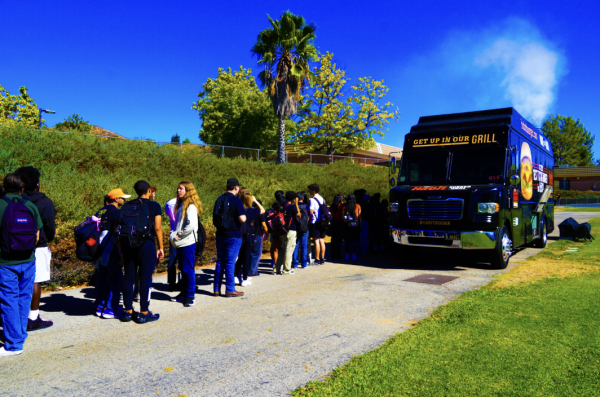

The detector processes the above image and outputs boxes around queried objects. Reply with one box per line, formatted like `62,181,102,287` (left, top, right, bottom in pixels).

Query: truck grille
407,199,464,220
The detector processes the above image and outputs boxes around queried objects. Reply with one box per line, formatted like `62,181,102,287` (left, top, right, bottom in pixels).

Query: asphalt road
1,212,597,397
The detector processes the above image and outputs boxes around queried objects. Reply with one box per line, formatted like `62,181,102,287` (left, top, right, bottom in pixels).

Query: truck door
508,144,525,247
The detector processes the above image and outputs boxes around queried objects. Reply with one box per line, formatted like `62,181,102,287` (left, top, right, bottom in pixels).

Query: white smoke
400,18,566,125
475,37,560,124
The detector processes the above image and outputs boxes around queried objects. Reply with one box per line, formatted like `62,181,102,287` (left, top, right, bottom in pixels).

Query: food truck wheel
533,218,547,248
490,226,512,269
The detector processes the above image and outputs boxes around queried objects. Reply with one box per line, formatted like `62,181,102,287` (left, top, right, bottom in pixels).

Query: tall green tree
192,66,284,150
54,113,93,134
251,11,317,164
294,52,398,155
0,84,42,128
542,115,594,166
171,133,181,143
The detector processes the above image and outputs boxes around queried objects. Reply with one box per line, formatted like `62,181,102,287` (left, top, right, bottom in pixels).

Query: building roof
286,141,402,160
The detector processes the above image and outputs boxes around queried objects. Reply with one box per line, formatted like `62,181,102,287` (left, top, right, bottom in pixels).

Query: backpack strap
0,196,11,205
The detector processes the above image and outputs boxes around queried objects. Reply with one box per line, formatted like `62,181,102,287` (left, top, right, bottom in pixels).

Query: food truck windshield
399,146,506,185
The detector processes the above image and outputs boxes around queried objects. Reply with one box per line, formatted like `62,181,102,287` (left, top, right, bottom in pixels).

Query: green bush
1,126,390,241
556,189,600,198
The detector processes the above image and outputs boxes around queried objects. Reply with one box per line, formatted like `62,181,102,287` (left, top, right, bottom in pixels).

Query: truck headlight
477,202,500,214
390,202,399,212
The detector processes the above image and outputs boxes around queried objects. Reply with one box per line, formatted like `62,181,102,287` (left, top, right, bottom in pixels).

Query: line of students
0,170,385,357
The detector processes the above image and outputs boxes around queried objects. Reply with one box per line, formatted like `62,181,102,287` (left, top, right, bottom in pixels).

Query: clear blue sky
2,1,598,155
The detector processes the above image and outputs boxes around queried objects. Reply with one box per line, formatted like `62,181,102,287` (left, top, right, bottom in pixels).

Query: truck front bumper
390,227,498,249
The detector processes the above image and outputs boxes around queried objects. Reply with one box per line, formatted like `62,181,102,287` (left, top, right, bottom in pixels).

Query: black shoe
120,310,138,323
134,311,160,324
184,298,195,307
27,315,53,331
170,292,186,302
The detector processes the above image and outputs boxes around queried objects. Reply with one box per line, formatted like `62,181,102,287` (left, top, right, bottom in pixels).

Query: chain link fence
2,126,385,165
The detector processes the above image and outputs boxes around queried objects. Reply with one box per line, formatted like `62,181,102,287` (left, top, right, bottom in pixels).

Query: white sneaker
241,280,252,287
289,270,295,275
0,348,22,357
247,277,253,280
235,277,240,285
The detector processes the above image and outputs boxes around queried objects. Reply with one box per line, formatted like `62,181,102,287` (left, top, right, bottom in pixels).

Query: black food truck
389,108,554,269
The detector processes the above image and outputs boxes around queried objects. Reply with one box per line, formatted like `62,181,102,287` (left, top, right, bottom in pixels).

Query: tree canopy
0,84,42,128
251,11,317,164
192,66,286,150
293,52,398,155
542,115,594,166
54,113,93,134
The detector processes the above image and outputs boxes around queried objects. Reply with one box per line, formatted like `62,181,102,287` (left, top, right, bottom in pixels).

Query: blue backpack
0,196,38,255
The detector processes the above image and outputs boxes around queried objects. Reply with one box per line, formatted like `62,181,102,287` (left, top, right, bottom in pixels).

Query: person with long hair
169,181,202,307
342,194,361,260
269,191,286,269
269,201,282,269
329,194,344,260
235,193,265,285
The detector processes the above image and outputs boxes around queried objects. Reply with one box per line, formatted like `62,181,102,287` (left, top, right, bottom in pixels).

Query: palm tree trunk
276,113,286,165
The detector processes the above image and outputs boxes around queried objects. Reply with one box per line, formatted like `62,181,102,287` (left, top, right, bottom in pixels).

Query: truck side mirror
391,157,396,173
510,175,520,186
389,177,396,187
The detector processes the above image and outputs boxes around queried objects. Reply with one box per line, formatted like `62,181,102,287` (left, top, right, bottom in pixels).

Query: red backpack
266,209,289,236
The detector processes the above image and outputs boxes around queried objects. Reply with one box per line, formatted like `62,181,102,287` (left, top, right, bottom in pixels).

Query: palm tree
252,11,317,164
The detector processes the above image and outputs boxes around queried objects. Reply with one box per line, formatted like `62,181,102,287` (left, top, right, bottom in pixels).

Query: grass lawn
556,206,600,212
294,220,600,396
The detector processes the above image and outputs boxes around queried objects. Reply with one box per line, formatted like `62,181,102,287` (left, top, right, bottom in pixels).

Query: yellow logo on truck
520,142,533,200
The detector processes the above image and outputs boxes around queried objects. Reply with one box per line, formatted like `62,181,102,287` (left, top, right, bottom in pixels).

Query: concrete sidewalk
1,212,597,396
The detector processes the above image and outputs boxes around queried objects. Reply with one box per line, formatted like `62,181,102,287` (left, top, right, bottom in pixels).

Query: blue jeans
0,260,35,351
214,236,242,293
178,243,197,299
250,235,263,275
292,231,309,267
95,248,123,311
360,221,370,254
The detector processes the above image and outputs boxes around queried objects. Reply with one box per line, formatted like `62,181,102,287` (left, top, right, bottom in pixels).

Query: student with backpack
308,184,330,265
342,194,362,260
235,193,265,285
93,189,129,319
292,192,310,269
213,178,246,297
169,181,202,307
16,166,57,331
116,180,164,323
268,191,286,270
249,199,268,277
0,173,43,357
276,191,301,275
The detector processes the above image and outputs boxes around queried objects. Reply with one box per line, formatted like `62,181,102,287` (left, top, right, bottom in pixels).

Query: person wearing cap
213,178,246,297
93,188,130,319
16,166,57,331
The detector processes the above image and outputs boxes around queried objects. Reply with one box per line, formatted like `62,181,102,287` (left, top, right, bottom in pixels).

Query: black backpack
195,219,207,258
115,199,154,248
213,194,231,229
575,222,594,242
297,205,309,233
344,209,359,228
315,197,333,229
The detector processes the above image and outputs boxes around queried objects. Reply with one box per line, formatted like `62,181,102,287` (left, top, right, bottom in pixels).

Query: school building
553,165,600,191
285,141,403,166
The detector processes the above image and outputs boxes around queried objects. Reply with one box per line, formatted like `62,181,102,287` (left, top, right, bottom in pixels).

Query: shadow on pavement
40,288,96,317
